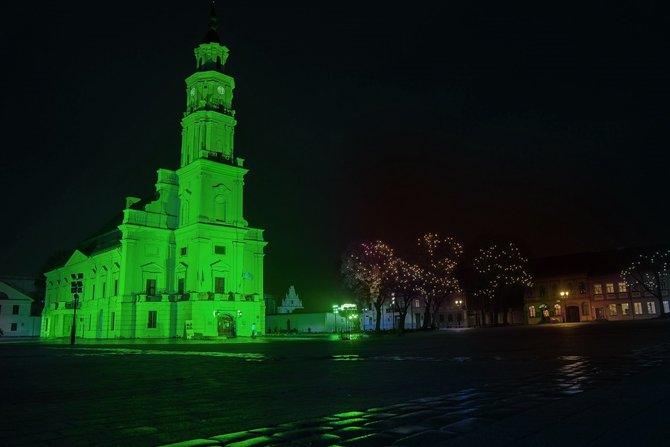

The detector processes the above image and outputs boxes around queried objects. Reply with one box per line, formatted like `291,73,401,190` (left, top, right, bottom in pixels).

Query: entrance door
217,315,235,337
566,306,580,323
595,307,605,320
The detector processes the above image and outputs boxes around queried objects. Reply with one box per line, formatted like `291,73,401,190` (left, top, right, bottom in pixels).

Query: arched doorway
566,306,580,322
217,314,235,337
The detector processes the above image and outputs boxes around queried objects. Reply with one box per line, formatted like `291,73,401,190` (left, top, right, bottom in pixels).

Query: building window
606,283,614,294
11,323,17,331
12,305,19,315
618,282,627,293
178,278,185,295
664,301,670,314
609,304,617,316
114,279,119,296
538,286,546,298
634,302,643,315
579,282,587,294
594,284,602,294
554,304,561,316
146,279,157,296
102,282,106,298
647,302,656,314
214,245,226,255
621,303,630,315
92,285,96,300
111,312,115,331
529,306,536,318
215,277,225,294
148,310,157,329
180,247,187,256
581,302,589,316
414,299,420,308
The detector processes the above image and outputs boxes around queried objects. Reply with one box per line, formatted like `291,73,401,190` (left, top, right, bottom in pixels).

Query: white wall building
0,281,40,337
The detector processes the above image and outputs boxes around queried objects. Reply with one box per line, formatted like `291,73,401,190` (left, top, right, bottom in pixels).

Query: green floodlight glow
40,6,268,340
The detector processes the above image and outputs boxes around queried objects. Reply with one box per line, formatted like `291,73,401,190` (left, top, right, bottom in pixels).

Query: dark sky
2,1,669,309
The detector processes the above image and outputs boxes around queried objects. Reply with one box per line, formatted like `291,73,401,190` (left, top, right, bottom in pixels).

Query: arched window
529,306,536,318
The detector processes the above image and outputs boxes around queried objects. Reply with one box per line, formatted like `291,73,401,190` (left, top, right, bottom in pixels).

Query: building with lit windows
0,280,41,337
41,8,267,339
525,250,668,324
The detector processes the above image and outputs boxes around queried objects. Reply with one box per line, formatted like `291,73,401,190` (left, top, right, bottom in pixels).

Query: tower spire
204,2,220,44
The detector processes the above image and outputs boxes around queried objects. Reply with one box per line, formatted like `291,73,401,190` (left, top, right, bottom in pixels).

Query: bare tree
621,249,670,317
416,233,463,329
473,242,533,325
390,259,425,334
341,241,396,332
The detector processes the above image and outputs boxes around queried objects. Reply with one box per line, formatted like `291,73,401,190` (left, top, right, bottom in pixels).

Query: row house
525,249,669,324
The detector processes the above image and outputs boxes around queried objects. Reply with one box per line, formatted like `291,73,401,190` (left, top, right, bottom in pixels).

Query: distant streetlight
559,290,569,323
70,273,83,345
454,299,464,327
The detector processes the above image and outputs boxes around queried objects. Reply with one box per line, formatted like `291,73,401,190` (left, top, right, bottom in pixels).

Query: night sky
2,1,669,309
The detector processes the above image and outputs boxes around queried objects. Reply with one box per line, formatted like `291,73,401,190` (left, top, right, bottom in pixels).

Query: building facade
41,9,267,339
525,251,669,324
0,280,41,337
276,286,304,313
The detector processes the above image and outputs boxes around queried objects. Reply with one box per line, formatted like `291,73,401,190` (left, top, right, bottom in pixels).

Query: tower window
146,279,157,296
215,277,225,294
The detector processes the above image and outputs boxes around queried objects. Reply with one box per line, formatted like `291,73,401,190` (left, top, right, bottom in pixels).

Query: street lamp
70,273,83,345
559,290,569,323
455,299,463,328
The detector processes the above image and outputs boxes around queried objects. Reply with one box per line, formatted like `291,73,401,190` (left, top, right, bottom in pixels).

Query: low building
526,250,669,324
266,312,346,333
0,281,41,337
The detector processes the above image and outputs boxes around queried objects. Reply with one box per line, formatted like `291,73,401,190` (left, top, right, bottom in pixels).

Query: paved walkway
161,343,670,447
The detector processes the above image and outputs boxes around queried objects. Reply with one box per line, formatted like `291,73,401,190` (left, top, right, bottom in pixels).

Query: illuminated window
146,279,157,296
618,282,627,293
594,284,602,294
554,304,561,316
621,303,630,315
415,299,420,308
634,302,643,315
665,301,670,313
609,304,617,316
529,306,536,318
215,277,225,294
214,245,226,255
148,310,157,328
647,302,656,314
606,283,614,293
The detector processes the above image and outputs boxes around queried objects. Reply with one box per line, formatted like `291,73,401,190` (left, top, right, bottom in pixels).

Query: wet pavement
2,320,670,446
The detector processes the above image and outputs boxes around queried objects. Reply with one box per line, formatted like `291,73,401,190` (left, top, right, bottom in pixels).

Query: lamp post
455,299,463,327
70,273,83,345
559,290,569,323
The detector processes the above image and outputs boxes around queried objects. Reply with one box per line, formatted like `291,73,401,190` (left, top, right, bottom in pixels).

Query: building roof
530,246,666,279
0,280,34,302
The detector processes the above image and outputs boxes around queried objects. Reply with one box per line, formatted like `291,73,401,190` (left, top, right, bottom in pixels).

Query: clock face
217,86,225,95
190,87,196,97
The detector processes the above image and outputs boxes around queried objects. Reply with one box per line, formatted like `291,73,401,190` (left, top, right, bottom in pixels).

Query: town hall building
41,8,267,339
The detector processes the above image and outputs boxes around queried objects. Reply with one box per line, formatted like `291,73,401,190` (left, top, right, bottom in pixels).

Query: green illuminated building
41,8,267,339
